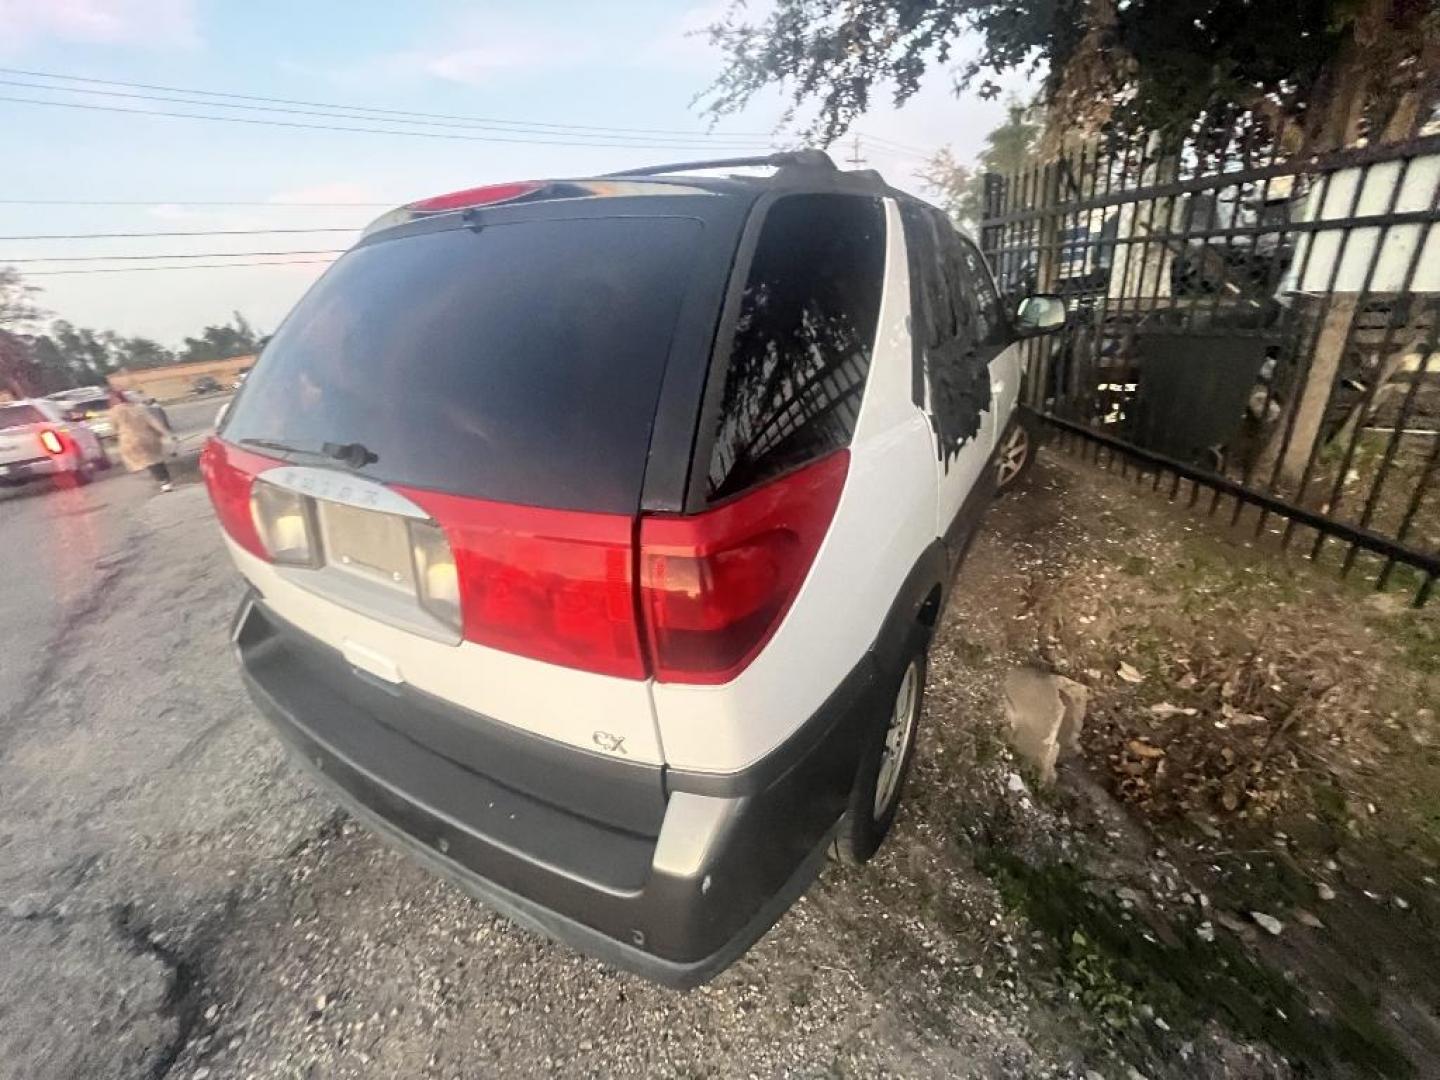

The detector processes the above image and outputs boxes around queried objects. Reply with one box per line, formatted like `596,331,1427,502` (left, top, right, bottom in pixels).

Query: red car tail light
406,181,544,213
639,450,849,685
397,486,646,680
200,438,280,561
37,429,65,455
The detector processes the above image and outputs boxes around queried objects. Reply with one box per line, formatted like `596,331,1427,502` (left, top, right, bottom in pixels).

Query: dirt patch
947,446,1440,1076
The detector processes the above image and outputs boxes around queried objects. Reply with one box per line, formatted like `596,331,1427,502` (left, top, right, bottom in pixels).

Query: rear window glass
706,194,885,501
222,216,702,514
0,406,44,430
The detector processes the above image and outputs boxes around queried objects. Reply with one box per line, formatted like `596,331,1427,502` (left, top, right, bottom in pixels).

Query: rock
1148,702,1198,718
1251,911,1283,935
1005,772,1027,795
1117,661,1144,684
5,895,44,920
1001,667,1088,784
1317,882,1336,901
1196,921,1215,943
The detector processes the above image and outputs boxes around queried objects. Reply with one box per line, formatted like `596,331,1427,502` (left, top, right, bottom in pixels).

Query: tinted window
0,405,44,430
706,194,885,501
222,216,702,514
900,203,995,465
957,237,1004,346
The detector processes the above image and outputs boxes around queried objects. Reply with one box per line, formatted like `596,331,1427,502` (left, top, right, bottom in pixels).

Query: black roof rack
603,149,836,178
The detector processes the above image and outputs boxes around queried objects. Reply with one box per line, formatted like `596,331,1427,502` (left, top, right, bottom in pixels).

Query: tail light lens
251,480,320,567
38,429,65,455
407,181,543,213
200,439,279,560
398,487,645,680
408,519,462,632
639,450,848,684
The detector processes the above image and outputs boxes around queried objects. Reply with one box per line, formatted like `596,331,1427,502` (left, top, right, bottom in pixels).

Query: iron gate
980,132,1440,605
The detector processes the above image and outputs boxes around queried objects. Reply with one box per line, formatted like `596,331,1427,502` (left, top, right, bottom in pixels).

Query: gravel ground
0,467,1107,1080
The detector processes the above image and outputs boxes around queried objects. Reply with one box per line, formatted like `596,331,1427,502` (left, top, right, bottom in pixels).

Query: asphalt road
0,454,1095,1080
0,395,229,715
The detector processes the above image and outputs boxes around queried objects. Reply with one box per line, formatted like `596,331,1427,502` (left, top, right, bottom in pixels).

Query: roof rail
603,149,836,178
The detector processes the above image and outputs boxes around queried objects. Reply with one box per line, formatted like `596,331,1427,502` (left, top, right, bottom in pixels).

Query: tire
832,632,929,865
994,411,1040,494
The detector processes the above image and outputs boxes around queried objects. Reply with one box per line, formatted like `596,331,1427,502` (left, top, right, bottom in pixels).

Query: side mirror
1015,294,1067,337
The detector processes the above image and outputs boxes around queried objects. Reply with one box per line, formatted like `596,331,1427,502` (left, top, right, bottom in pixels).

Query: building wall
109,355,255,401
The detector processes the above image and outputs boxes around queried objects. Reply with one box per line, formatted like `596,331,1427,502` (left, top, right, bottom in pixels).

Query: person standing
108,388,174,492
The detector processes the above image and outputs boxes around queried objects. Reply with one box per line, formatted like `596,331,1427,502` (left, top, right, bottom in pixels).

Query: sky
0,0,1034,346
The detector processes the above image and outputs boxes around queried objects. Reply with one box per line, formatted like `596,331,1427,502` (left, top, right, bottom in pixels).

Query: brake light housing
398,486,646,680
200,439,279,561
639,451,849,684
407,181,544,213
202,438,847,685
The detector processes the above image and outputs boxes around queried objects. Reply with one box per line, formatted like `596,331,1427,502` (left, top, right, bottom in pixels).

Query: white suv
202,152,1065,987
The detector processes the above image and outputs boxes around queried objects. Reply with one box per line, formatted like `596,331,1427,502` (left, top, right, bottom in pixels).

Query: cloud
0,0,200,49
265,181,386,206
393,35,597,87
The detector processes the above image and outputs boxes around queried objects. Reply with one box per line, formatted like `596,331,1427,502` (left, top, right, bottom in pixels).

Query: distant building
109,354,255,400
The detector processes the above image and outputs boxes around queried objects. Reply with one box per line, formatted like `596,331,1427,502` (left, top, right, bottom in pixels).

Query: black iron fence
980,131,1440,605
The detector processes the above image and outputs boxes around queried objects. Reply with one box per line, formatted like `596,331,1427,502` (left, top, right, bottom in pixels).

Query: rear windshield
0,406,43,430
222,215,703,513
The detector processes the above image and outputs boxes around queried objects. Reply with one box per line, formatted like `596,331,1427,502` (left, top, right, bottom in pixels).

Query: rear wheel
833,634,928,865
994,413,1039,493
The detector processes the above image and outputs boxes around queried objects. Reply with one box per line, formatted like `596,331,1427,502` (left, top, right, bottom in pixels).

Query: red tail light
38,429,65,455
200,436,846,685
407,181,543,213
200,438,279,560
639,451,848,685
399,487,646,680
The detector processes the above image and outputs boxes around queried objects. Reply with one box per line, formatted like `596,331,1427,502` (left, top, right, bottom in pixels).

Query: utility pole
846,134,867,169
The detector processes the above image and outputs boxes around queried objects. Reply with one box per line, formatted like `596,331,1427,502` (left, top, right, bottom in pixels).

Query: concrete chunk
1002,667,1088,784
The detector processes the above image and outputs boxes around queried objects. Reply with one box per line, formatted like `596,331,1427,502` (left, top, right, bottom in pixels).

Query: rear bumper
0,456,59,482
234,595,880,987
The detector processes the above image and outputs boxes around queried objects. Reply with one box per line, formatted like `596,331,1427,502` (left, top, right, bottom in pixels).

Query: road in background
0,394,229,723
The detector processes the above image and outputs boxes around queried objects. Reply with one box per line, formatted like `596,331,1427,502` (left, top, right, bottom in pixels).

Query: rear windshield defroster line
222,216,704,514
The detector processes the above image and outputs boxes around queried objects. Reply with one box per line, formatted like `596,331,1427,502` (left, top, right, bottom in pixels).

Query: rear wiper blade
237,437,325,458
238,437,378,469
322,441,378,468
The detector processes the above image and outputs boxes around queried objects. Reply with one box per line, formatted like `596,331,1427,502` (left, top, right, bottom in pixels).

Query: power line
0,199,388,207
0,227,361,240
22,258,337,276
0,77,785,150
0,65,782,141
4,249,345,263
0,93,791,152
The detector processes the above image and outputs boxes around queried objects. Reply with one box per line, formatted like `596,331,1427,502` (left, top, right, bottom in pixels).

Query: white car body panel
225,537,667,766
652,199,940,774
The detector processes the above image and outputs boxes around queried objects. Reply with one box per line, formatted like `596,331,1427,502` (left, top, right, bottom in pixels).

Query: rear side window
222,216,702,514
0,405,44,430
706,194,885,501
900,203,997,465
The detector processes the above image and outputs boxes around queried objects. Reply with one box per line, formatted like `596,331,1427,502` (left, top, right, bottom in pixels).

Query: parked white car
202,151,1065,987
0,398,108,487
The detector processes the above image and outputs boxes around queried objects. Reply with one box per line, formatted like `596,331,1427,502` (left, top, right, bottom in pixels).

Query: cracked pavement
0,460,1101,1080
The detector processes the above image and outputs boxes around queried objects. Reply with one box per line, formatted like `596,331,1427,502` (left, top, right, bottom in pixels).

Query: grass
977,850,1414,1078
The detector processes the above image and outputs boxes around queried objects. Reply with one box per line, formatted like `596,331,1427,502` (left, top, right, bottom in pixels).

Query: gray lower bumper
234,597,879,987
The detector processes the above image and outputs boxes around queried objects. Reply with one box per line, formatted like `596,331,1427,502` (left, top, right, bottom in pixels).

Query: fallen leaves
1117,661,1144,684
